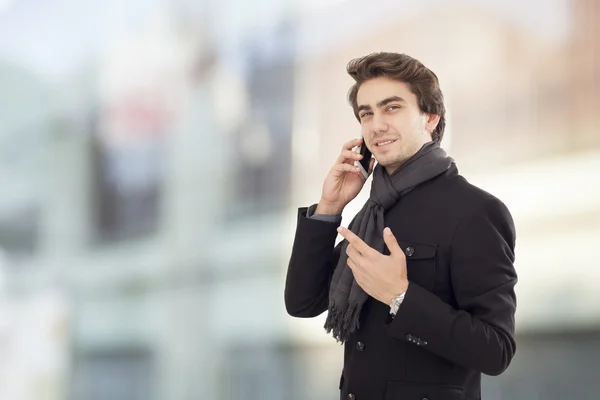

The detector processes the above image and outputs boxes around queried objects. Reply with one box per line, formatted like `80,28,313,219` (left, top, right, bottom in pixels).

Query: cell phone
355,138,372,180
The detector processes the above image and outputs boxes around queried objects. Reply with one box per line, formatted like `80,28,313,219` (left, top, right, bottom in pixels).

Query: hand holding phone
316,137,374,215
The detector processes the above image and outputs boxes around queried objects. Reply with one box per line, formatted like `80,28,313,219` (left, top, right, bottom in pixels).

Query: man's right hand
316,138,375,215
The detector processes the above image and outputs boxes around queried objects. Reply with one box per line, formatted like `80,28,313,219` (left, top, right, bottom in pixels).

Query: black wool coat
284,165,517,400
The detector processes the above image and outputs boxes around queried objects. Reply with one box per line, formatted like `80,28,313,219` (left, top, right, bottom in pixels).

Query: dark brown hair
347,52,446,144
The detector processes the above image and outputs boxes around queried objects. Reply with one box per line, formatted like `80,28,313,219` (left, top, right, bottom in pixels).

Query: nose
371,113,389,134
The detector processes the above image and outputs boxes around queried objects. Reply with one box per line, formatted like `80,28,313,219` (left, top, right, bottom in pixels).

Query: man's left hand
337,226,409,305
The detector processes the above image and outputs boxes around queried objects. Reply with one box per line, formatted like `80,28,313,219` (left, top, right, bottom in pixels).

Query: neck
384,154,413,176
384,163,401,176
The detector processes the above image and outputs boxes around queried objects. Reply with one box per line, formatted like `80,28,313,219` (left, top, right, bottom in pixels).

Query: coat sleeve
387,197,517,376
284,207,344,318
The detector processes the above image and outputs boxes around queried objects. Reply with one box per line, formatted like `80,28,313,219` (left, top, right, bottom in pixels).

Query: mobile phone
355,138,372,180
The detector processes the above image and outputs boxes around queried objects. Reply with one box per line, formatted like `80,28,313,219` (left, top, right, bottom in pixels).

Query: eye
359,111,372,120
386,105,400,112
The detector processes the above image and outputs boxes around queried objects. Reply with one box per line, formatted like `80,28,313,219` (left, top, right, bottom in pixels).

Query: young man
284,52,517,400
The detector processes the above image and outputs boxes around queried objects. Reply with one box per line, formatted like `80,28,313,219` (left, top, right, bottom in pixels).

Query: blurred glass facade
0,0,598,399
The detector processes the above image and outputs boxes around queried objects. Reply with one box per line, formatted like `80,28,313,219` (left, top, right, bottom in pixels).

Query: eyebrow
357,96,407,114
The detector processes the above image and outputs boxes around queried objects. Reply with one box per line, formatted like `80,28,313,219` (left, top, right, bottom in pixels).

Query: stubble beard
378,140,422,175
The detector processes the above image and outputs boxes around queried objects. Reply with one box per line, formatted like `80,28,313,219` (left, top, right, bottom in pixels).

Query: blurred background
0,0,599,398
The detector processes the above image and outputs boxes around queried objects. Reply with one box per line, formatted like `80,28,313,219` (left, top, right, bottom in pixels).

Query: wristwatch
389,291,407,316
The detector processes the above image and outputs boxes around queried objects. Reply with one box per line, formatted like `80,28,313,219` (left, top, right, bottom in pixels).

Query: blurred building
569,0,600,149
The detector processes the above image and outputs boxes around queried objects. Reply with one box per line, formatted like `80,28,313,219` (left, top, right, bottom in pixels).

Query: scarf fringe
324,301,362,343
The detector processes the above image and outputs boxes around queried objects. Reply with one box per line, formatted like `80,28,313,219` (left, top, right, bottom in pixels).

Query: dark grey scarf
324,141,454,342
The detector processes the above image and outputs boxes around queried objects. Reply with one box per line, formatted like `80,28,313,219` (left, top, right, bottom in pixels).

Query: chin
379,153,410,169
377,151,401,164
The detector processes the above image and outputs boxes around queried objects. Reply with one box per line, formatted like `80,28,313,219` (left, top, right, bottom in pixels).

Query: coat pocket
398,241,437,291
384,382,465,400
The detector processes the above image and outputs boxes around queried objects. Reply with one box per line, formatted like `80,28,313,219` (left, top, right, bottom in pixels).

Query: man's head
347,52,446,174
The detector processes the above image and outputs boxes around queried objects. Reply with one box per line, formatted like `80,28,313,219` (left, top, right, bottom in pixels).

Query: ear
425,113,440,135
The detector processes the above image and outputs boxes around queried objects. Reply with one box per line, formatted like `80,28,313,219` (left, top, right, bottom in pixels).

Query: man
284,52,517,400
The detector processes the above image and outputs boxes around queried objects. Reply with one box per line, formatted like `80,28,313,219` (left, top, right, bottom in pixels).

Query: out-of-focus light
468,149,600,224
239,119,272,166
291,127,320,163
0,247,9,290
212,67,248,133
0,0,15,13
300,0,349,12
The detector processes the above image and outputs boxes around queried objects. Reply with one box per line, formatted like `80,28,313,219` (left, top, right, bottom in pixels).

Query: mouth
374,139,397,149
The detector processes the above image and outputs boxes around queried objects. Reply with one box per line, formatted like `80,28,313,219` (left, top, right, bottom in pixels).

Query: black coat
284,165,517,400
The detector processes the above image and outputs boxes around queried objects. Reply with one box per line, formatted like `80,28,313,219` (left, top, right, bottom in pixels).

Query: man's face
356,76,439,175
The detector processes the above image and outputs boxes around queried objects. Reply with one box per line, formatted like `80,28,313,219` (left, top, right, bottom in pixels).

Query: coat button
406,334,413,341
416,338,422,346
422,398,429,400
405,246,415,257
356,341,365,351
347,394,356,400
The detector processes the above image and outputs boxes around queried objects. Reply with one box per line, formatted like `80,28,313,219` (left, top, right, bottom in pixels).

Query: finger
336,149,364,165
348,254,370,287
342,138,363,152
347,256,358,271
347,258,364,285
332,163,362,175
346,243,363,262
383,227,403,258
337,226,372,255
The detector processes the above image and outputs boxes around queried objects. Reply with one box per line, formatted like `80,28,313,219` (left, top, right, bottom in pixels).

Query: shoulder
440,173,515,244
440,172,511,216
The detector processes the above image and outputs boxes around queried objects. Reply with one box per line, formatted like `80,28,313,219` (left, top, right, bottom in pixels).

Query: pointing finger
337,226,372,256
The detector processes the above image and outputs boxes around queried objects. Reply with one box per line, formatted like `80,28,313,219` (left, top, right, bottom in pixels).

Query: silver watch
389,292,406,316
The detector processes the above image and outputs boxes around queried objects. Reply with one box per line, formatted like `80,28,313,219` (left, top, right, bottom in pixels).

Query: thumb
383,227,402,257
